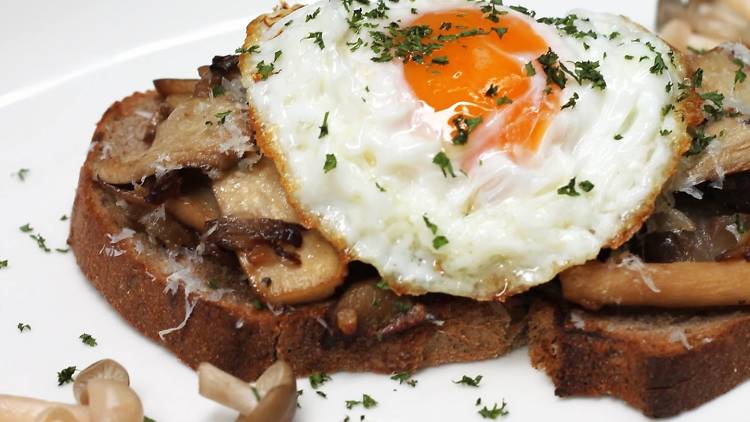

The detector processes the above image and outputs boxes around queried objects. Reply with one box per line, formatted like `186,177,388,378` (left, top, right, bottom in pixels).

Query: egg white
241,0,689,299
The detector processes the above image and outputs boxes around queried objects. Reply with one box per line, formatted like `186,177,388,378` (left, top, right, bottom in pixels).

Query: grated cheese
617,253,661,293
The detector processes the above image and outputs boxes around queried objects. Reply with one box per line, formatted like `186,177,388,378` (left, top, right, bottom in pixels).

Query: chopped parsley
211,85,225,97
537,49,567,89
304,32,325,49
55,247,69,254
19,223,33,233
650,53,667,75
57,366,76,386
309,372,332,389
235,45,260,55
662,103,675,116
375,279,390,290
454,374,483,387
433,236,449,250
700,91,725,119
306,7,321,22
433,152,456,178
686,129,716,156
485,84,499,98
30,234,51,253
666,81,673,93
255,61,275,80
390,372,418,387
323,154,337,173
493,27,508,39
660,129,672,136
431,55,449,65
624,55,634,60
345,394,378,409
273,50,282,62
609,31,621,40
451,114,483,145
572,61,606,90
347,38,365,52
370,24,443,64
144,417,157,422
17,323,30,332
481,0,507,23
316,391,327,398
13,168,29,181
375,182,386,192
557,178,594,196
692,68,704,88
478,400,510,419
561,92,579,110
524,61,537,76
614,134,623,140
319,111,330,138
423,215,439,234
79,333,97,347
0,260,7,269
509,5,535,17
214,110,231,125
734,58,747,85
496,96,513,106
60,214,69,221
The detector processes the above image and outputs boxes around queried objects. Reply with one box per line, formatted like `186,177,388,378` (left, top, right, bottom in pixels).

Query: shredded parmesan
108,228,136,244
668,328,693,350
569,310,586,330
617,253,661,293
159,294,198,340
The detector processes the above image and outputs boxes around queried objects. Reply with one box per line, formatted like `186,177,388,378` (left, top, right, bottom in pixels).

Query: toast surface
69,90,528,381
528,298,750,418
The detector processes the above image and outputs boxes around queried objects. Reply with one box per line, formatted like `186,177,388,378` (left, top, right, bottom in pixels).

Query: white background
1,1,745,421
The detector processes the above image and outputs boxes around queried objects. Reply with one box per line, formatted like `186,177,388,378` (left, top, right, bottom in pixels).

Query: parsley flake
524,62,536,76
493,27,508,39
30,234,51,253
733,58,747,85
60,214,69,221
273,50,282,62
390,372,418,387
304,32,325,49
692,68,704,87
235,45,260,55
485,84,499,98
316,391,327,398
660,129,672,136
451,114,483,145
309,372,332,389
433,152,456,178
57,366,76,386
573,61,606,90
423,215,439,235
431,55,449,65
13,168,30,181
319,111,330,138
214,110,231,125
650,53,667,75
144,417,157,422
478,400,510,419
345,394,378,409
557,178,594,196
19,223,33,233
323,154,337,173
433,236,449,250
256,61,275,80
0,260,7,269
496,96,513,106
306,7,321,22
614,134,623,140
375,280,390,290
211,85,225,97
561,92,579,110
454,374,483,387
686,129,716,156
17,323,30,332
79,333,97,347
375,182,386,192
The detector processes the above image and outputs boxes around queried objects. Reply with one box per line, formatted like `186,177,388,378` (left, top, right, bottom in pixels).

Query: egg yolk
404,9,560,166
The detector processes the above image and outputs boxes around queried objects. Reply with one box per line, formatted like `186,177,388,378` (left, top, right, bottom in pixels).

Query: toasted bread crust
69,91,528,381
528,299,750,418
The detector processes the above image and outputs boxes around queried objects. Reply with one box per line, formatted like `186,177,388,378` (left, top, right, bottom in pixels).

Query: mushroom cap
74,359,130,405
87,379,143,422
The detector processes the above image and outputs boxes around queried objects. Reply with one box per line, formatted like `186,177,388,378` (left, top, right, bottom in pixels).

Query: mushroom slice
165,184,221,232
676,116,750,187
212,159,347,305
95,97,253,185
198,361,297,422
73,359,130,406
153,79,199,97
87,380,143,422
689,45,750,114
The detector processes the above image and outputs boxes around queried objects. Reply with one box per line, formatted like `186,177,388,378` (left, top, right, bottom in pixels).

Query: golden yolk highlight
404,9,560,163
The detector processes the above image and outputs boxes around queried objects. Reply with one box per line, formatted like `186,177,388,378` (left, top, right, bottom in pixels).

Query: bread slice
69,90,528,381
528,297,750,418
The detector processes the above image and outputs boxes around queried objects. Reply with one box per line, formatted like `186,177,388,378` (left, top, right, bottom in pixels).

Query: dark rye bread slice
69,90,528,381
528,298,750,418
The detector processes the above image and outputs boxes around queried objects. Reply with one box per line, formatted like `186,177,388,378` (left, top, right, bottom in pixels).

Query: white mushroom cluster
198,360,297,422
0,359,143,421
659,0,750,52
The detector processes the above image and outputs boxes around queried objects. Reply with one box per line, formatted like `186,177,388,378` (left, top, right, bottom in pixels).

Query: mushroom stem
0,395,90,422
198,363,259,414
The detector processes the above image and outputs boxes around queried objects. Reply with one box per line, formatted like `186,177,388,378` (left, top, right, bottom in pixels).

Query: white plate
0,1,745,421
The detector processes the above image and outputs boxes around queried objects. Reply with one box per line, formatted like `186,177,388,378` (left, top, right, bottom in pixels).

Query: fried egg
240,1,690,300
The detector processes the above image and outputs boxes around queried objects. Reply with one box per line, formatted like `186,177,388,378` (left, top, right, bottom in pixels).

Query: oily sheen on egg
240,0,689,300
